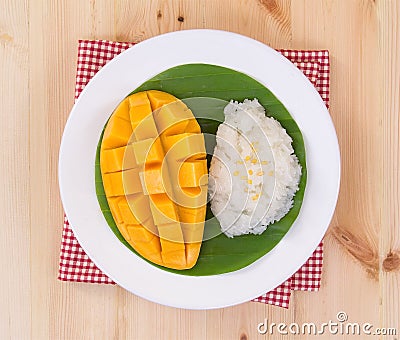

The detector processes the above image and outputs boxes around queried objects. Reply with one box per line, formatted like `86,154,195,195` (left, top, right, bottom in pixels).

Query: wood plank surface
0,0,398,339
378,0,400,337
0,0,30,339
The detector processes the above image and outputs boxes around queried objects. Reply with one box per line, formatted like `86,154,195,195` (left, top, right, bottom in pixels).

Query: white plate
59,29,340,309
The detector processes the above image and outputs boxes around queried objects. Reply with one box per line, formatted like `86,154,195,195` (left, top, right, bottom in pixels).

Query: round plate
59,29,340,309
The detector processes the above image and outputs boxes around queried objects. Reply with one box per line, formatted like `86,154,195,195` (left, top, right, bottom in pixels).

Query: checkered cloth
59,40,330,308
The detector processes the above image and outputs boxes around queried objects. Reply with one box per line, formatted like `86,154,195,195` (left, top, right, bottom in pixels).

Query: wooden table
1,1,399,339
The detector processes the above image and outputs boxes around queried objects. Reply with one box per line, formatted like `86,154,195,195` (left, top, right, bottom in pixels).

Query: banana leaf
95,64,306,276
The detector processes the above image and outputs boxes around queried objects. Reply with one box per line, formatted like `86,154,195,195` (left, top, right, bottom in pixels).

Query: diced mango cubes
165,133,206,161
131,137,164,165
102,168,142,197
100,90,207,270
101,145,137,173
178,160,208,188
102,116,133,149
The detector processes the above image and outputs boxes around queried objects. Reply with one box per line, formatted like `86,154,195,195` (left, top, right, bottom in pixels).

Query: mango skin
100,90,207,270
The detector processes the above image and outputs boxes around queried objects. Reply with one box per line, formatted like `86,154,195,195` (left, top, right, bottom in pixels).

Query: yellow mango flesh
101,145,137,173
178,160,208,188
100,90,207,270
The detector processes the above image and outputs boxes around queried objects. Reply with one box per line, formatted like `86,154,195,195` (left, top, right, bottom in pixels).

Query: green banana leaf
95,64,307,276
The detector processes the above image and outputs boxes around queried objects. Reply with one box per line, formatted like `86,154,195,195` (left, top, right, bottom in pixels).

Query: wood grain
0,0,399,339
0,0,30,338
28,1,118,339
378,0,400,336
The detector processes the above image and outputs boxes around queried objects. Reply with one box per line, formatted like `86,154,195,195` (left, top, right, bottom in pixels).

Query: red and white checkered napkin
59,40,330,308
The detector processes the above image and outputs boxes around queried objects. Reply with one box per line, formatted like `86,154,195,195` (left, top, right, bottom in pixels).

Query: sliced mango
158,223,186,245
178,160,208,188
107,197,125,223
139,167,164,195
154,100,201,135
128,92,153,129
127,225,157,243
100,90,207,270
149,194,179,225
126,194,152,225
147,90,177,109
100,145,137,173
165,133,206,161
102,98,132,149
118,200,142,225
113,98,131,121
102,169,142,197
131,137,164,165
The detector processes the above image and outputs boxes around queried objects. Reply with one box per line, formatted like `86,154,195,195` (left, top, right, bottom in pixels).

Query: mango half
100,90,208,270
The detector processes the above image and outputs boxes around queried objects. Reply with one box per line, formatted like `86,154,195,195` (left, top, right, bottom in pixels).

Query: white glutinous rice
208,99,302,237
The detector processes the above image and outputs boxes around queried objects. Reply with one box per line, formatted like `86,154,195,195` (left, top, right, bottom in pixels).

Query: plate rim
59,29,340,309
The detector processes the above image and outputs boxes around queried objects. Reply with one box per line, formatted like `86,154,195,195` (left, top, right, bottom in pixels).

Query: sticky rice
208,99,302,237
